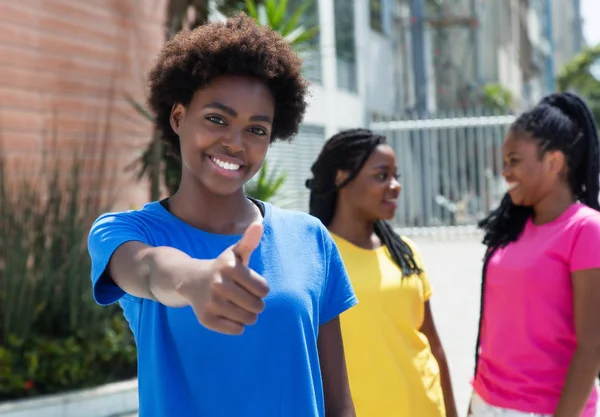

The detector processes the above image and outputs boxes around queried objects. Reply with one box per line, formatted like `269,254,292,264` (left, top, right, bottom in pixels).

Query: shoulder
563,204,600,271
91,202,166,230
264,204,333,255
571,204,600,227
562,204,600,241
266,203,326,235
88,201,170,247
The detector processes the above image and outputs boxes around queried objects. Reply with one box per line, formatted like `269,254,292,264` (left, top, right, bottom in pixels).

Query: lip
206,154,246,179
506,181,520,192
382,200,398,208
207,153,246,166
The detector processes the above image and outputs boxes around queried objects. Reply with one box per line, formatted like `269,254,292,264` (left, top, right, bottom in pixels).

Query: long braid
374,220,420,275
473,92,600,379
306,128,421,277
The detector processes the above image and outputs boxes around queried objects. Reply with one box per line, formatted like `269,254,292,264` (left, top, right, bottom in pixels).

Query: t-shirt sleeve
87,212,150,306
403,236,433,301
319,226,358,325
570,215,600,272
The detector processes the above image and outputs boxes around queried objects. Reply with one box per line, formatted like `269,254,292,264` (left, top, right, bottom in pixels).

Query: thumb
232,222,263,266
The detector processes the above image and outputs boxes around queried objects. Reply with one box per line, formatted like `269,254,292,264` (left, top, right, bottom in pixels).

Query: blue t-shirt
87,200,357,417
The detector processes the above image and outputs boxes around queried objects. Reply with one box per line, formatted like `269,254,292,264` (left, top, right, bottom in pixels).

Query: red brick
0,0,166,206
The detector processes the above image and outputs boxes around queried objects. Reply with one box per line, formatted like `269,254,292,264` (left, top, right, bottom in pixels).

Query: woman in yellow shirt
306,128,458,417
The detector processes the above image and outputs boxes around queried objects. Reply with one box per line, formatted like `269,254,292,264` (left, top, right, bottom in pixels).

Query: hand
176,222,270,335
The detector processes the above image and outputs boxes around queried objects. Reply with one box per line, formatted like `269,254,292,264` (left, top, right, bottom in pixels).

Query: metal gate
371,113,516,235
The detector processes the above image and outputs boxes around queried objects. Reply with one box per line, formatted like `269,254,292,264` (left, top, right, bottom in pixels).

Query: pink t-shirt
473,202,600,416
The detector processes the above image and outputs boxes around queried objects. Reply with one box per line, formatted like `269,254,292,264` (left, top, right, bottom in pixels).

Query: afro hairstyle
147,12,309,156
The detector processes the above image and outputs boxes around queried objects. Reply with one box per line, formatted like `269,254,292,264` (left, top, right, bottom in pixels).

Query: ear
547,150,566,175
170,103,185,135
335,170,350,187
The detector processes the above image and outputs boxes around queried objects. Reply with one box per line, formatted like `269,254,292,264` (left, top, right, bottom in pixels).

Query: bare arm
108,241,206,307
317,317,356,417
420,301,458,417
554,268,600,417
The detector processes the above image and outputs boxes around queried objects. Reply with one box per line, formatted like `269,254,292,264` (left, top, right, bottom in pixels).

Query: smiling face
337,144,401,221
170,75,275,196
502,130,566,206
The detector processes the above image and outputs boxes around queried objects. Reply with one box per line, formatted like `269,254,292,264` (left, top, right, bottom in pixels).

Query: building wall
0,0,166,210
0,0,409,214
366,31,397,117
551,0,582,74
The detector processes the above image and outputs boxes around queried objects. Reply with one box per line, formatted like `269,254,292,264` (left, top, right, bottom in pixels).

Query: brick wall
0,0,168,210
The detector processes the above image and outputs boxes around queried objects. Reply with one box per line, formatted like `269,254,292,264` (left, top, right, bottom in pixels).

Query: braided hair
306,128,421,277
473,92,600,377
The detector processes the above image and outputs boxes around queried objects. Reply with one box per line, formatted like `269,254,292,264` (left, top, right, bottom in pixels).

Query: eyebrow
203,101,272,123
372,164,396,170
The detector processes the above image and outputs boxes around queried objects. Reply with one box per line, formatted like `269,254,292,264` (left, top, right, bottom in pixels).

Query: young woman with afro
87,14,357,417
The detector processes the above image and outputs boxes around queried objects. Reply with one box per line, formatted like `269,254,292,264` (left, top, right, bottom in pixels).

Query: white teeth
211,157,240,171
507,182,520,191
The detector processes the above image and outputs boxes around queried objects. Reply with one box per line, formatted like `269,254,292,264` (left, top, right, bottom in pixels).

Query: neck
532,185,576,225
168,173,259,235
328,203,376,249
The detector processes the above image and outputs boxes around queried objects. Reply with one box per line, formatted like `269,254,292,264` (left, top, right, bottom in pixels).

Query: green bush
0,316,136,400
244,160,287,202
0,147,137,401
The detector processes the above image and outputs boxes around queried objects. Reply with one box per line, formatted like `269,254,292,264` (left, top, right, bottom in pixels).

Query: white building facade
263,0,583,213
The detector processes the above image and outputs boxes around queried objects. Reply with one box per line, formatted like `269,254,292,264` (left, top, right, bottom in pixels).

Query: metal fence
371,112,516,234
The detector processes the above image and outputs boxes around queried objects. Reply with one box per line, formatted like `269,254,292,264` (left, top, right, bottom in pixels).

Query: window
334,0,357,92
265,125,326,212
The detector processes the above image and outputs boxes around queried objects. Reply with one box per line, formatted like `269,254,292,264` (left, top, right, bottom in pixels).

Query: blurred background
1,1,599,416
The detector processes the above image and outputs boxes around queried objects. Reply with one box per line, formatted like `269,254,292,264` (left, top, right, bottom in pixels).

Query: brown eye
206,116,226,125
248,126,267,136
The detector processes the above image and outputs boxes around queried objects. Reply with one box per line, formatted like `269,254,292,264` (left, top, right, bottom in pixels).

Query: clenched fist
175,222,270,335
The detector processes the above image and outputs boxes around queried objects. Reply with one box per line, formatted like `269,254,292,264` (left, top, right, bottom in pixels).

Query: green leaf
286,25,319,46
273,0,288,28
281,1,311,35
245,0,258,19
556,43,600,126
124,94,153,121
245,160,287,202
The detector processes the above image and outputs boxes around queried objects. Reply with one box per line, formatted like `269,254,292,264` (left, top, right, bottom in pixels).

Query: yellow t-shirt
332,233,445,417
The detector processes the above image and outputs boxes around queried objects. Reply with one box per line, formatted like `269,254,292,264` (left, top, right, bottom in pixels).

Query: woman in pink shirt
470,92,600,417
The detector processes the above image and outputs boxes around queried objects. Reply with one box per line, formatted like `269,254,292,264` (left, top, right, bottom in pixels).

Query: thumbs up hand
175,222,270,335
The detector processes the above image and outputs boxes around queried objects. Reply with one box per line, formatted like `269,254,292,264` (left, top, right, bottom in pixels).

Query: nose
222,129,244,152
389,177,401,195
